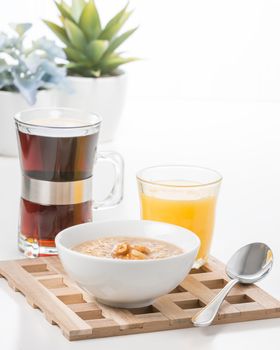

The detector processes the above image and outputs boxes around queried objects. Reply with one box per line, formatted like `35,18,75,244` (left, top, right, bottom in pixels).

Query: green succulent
44,0,138,77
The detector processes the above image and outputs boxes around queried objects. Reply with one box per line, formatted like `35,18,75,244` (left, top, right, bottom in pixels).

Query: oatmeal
72,236,183,260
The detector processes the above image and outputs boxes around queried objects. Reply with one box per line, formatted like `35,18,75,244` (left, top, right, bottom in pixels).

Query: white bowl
55,220,200,308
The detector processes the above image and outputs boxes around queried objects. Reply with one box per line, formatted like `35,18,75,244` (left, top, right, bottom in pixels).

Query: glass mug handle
92,151,124,210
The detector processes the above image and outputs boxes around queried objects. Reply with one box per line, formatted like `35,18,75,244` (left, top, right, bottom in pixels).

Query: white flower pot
54,73,127,143
0,90,55,157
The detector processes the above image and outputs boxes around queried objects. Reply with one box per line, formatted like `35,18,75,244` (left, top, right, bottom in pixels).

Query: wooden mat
0,256,279,341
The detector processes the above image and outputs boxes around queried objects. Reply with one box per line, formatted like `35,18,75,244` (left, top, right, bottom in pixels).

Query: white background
1,0,280,101
1,1,280,349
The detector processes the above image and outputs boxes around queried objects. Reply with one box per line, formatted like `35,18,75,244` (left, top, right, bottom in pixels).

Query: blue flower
0,23,68,105
32,37,66,60
0,71,13,89
11,68,44,105
0,33,8,50
9,23,32,36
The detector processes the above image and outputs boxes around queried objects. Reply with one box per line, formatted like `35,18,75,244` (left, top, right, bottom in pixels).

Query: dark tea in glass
15,108,124,257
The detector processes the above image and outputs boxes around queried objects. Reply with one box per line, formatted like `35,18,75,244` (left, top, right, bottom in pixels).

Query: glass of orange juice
136,165,222,268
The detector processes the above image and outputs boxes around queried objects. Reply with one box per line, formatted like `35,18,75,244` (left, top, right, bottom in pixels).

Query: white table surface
1,97,280,349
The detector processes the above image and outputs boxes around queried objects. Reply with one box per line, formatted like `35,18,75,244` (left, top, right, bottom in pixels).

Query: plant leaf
79,0,101,41
87,40,109,63
64,18,87,50
61,1,71,13
71,0,86,22
64,47,87,62
67,63,92,77
43,20,71,46
103,27,137,58
99,4,131,40
55,1,75,22
90,69,101,77
67,62,85,69
101,55,138,74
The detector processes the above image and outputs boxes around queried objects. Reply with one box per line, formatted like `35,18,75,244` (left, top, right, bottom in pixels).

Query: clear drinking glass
137,165,222,268
15,108,124,258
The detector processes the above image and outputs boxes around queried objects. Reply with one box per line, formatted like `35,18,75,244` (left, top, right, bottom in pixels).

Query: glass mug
137,165,222,268
15,108,124,258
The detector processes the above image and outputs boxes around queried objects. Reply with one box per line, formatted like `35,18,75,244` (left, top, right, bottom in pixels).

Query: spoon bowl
226,242,273,284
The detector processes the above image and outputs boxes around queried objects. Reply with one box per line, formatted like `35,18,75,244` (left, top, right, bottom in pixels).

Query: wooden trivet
0,256,279,341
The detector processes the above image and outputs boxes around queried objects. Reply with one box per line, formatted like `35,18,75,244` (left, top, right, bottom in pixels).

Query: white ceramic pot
0,90,55,157
56,220,200,308
54,74,127,143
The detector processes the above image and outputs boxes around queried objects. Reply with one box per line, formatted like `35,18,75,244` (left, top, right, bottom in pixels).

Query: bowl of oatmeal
55,220,200,308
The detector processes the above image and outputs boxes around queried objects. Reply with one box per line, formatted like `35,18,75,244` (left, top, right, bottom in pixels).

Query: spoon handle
191,278,239,327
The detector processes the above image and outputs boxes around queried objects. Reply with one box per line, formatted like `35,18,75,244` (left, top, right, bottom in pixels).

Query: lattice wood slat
0,256,279,341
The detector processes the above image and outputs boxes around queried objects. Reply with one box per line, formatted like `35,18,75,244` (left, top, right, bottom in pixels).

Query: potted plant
0,23,67,156
44,0,138,142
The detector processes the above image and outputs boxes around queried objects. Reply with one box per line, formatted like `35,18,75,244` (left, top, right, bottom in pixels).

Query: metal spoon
191,242,273,327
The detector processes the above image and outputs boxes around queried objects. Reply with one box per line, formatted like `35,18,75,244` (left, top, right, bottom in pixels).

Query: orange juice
140,190,217,262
